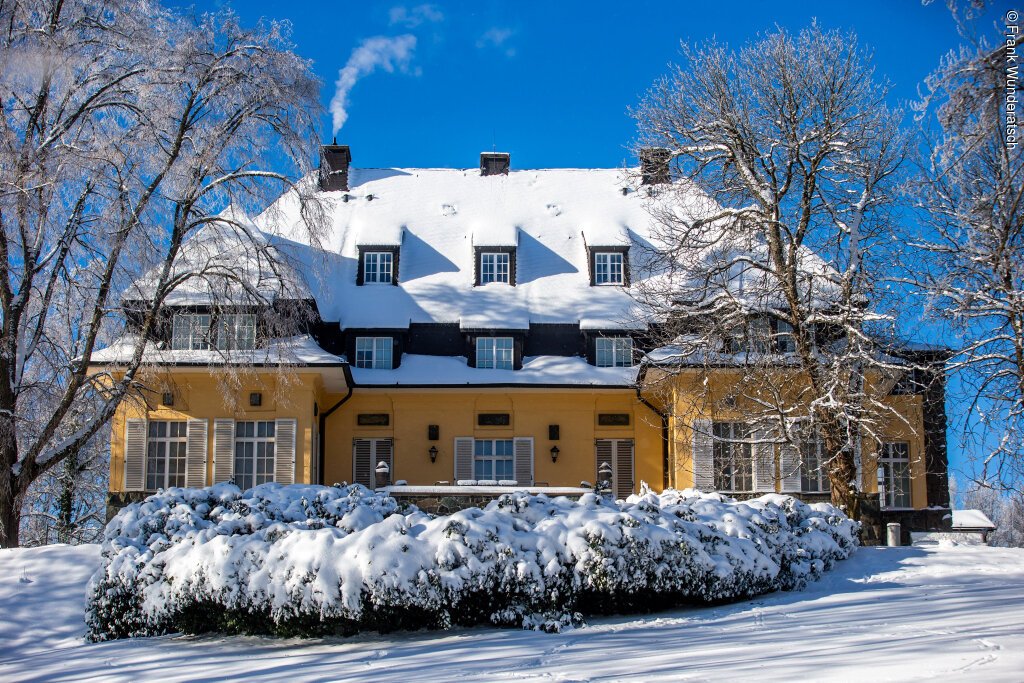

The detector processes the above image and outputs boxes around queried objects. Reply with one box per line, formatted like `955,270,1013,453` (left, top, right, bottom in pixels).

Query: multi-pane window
216,314,256,350
727,317,771,354
800,432,831,493
476,337,514,369
594,252,624,285
234,420,275,490
480,252,510,284
595,337,634,367
171,314,211,350
355,337,393,369
474,438,514,481
363,251,394,284
146,421,187,490
880,442,912,508
776,320,796,354
712,422,753,491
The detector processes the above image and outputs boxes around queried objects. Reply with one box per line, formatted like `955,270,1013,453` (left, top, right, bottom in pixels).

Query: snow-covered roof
257,168,670,329
351,354,637,387
127,206,311,306
952,509,996,530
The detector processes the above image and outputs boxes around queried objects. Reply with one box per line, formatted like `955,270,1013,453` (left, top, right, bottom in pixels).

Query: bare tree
19,428,108,546
0,0,324,547
910,2,1024,492
631,24,908,518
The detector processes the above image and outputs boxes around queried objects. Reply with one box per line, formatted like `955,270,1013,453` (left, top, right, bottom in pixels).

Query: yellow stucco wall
108,369,320,490
106,366,930,509
657,369,930,507
319,388,664,492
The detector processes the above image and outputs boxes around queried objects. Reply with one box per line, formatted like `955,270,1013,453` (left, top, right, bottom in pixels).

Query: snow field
84,483,856,640
3,541,1024,680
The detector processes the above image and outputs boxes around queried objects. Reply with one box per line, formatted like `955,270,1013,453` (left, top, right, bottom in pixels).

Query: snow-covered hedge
85,483,857,640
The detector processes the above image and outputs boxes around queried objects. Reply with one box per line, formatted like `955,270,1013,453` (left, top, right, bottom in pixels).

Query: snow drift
85,483,857,640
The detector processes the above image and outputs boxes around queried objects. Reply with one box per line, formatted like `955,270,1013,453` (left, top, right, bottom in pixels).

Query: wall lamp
550,445,560,463
429,445,438,463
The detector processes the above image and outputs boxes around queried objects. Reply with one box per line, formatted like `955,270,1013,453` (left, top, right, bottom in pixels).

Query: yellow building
96,147,950,538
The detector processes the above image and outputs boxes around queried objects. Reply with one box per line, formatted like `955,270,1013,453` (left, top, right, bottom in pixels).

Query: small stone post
886,522,902,547
375,461,391,490
598,462,613,494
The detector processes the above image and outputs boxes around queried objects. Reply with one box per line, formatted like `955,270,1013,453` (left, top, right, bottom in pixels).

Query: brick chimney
639,147,671,185
480,152,510,176
320,141,351,192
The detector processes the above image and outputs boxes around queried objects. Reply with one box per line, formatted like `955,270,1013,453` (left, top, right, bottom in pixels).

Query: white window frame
712,422,753,491
880,441,912,508
216,313,256,351
594,252,624,285
726,317,772,354
171,313,211,350
355,336,393,369
363,251,394,284
233,420,276,490
595,337,633,367
146,420,187,490
776,319,796,354
476,336,514,369
480,252,510,285
800,432,830,493
473,438,514,481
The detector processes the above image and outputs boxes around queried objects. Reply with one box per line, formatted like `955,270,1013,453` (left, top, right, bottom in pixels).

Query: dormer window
216,313,256,350
363,251,393,284
594,252,624,285
356,246,399,285
587,246,629,286
355,336,394,369
776,320,796,353
595,337,633,367
171,313,211,350
476,336,514,369
481,252,509,284
474,247,516,286
170,312,255,351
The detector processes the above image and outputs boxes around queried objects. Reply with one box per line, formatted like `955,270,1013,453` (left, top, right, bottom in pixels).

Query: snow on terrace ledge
89,334,345,367
350,353,638,386
382,484,592,496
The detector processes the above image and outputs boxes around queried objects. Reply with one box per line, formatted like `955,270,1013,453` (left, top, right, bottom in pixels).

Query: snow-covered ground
2,542,1023,682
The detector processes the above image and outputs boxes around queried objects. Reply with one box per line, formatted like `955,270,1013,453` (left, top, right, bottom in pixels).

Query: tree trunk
821,422,863,521
0,452,21,548
56,452,77,545
0,408,20,547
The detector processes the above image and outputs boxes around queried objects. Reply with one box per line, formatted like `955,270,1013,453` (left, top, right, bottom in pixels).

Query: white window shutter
124,418,147,491
780,419,803,493
353,439,373,487
691,419,714,491
185,419,208,488
274,418,296,485
454,437,474,481
513,437,534,486
212,418,235,484
374,438,394,486
752,426,775,493
615,440,635,500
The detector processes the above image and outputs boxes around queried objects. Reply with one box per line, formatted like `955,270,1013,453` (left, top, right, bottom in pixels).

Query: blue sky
178,0,1013,484
181,0,1010,169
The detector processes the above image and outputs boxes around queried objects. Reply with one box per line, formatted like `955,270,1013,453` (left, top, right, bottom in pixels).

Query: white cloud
329,35,418,135
476,27,516,57
389,4,443,28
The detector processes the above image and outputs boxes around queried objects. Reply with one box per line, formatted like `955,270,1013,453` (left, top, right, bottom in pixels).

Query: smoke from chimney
329,35,417,136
